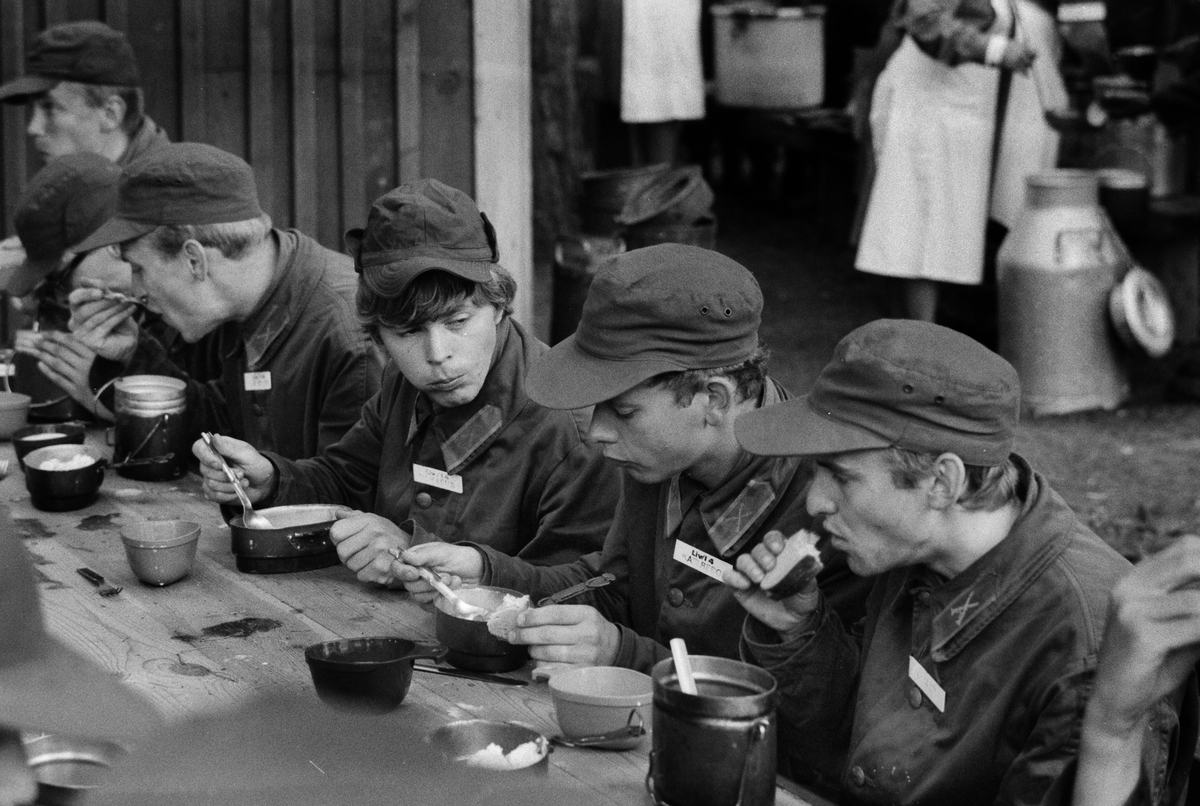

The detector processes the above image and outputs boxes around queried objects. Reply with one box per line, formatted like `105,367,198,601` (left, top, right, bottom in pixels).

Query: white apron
856,16,1008,285
620,0,704,123
990,0,1064,228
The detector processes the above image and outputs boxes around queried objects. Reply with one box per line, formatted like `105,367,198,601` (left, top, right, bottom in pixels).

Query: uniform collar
665,378,804,556
407,317,523,475
891,456,1078,662
239,230,308,368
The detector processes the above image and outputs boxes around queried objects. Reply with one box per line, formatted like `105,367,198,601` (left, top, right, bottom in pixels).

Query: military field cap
736,319,1019,466
75,142,265,252
526,243,762,410
1,152,121,296
0,512,160,741
0,21,140,103
346,178,500,299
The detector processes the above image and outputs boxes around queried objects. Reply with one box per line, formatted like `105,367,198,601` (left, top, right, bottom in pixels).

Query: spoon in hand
415,566,490,619
200,432,274,529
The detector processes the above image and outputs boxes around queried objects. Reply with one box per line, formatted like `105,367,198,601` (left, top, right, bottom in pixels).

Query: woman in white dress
855,0,1045,321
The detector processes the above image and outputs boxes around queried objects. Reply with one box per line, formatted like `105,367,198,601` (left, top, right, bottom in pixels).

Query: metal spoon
415,567,491,619
200,432,274,529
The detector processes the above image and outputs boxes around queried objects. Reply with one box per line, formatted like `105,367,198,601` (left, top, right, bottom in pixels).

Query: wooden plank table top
2,432,829,806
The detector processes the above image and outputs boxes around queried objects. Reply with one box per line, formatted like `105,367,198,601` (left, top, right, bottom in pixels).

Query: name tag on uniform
413,463,463,494
244,371,272,391
673,540,732,582
908,656,946,712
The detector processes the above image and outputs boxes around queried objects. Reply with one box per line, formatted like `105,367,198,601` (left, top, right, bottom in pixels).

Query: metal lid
1109,266,1175,358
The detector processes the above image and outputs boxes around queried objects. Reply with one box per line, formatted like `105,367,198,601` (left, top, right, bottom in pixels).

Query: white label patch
413,463,463,494
909,656,946,712
244,371,272,391
673,540,733,581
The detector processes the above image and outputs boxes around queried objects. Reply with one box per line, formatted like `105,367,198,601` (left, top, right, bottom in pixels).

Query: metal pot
22,444,106,512
229,504,345,574
434,585,529,673
304,636,446,714
647,655,779,806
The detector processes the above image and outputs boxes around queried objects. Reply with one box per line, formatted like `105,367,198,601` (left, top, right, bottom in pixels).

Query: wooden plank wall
0,0,474,252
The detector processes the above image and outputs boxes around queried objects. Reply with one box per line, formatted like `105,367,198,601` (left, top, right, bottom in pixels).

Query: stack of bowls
12,422,87,470
0,391,32,439
120,520,200,586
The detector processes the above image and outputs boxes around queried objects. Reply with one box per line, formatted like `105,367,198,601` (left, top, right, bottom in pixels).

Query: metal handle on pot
551,709,646,748
644,716,772,806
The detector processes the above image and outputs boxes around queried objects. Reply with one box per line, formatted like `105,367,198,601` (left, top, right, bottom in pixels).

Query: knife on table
413,663,528,687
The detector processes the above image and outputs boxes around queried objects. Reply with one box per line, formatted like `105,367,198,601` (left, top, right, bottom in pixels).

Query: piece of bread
759,529,823,600
486,594,531,640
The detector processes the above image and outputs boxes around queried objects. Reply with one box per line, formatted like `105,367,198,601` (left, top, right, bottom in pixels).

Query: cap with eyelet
0,152,120,296
735,319,1019,466
0,21,140,103
525,243,762,410
73,142,265,253
344,178,500,300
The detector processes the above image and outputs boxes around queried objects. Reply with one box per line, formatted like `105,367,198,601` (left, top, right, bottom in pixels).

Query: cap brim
0,637,160,741
735,395,894,457
73,216,157,253
525,332,688,409
0,74,56,102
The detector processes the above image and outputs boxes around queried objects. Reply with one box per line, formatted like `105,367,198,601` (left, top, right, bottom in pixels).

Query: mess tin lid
1109,266,1175,358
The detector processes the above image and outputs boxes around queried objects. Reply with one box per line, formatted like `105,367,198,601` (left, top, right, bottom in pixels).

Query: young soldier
394,244,866,672
723,319,1191,803
68,142,382,459
192,180,617,583
0,20,169,165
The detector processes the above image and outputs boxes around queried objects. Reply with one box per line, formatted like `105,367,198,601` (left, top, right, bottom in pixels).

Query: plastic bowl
23,734,124,806
0,391,32,439
120,520,201,586
23,444,105,512
12,422,88,470
548,666,653,749
304,636,445,714
424,720,550,772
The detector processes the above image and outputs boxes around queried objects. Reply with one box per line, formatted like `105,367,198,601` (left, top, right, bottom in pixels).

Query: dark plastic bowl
434,586,530,673
12,422,87,470
304,636,445,713
22,444,105,512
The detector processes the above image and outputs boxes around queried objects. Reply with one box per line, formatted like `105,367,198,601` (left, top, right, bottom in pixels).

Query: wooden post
475,0,533,328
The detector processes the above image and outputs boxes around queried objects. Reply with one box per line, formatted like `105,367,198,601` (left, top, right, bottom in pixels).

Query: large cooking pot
229,504,346,573
434,586,529,673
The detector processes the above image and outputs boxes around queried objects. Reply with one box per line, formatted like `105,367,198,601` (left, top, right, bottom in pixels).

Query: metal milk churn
647,655,778,806
997,170,1129,416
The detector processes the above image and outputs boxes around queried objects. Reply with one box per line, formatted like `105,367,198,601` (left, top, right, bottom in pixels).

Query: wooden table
2,433,829,806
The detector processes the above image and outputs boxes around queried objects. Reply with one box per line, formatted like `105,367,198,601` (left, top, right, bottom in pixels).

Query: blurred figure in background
854,0,1045,323
620,0,705,166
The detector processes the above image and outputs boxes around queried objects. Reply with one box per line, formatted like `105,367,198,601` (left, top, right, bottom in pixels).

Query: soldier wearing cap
0,507,160,805
0,20,169,165
191,179,617,585
394,244,866,673
67,142,382,460
2,153,133,422
722,319,1190,803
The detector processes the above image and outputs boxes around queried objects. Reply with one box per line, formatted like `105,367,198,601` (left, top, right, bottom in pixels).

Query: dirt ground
708,178,1200,561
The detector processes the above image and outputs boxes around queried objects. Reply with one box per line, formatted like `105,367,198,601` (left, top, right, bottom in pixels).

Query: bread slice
486,594,531,640
759,529,823,600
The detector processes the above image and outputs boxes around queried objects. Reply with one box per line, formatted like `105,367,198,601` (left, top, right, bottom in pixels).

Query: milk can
112,375,188,481
647,655,778,806
997,170,1129,416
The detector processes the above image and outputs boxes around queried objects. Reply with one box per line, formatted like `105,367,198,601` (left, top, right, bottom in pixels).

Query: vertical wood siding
0,0,474,250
